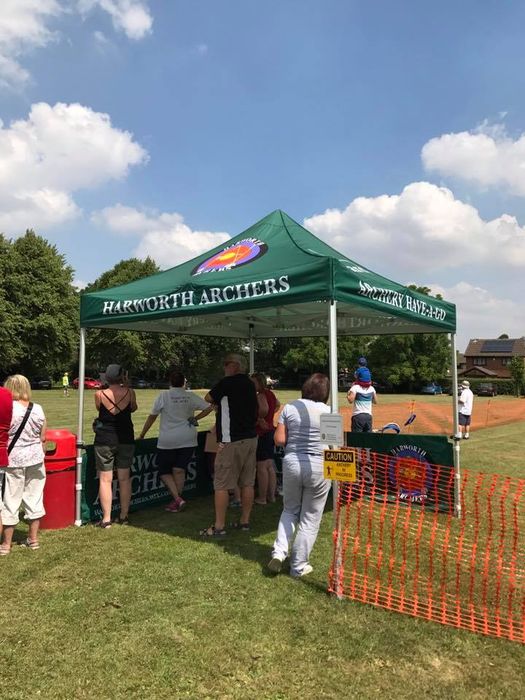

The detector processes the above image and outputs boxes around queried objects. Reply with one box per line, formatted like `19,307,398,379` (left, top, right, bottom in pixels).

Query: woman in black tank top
93,364,137,528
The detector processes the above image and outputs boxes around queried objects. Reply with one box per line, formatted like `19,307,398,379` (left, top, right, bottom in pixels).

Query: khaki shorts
94,444,135,472
214,437,257,491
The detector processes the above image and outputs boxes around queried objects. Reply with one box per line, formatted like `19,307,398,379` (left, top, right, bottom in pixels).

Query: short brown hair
301,373,330,403
169,369,186,387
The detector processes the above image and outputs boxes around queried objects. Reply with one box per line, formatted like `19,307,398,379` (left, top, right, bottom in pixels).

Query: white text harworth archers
101,275,291,315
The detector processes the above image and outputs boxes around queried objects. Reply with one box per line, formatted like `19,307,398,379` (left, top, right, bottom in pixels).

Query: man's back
210,373,257,442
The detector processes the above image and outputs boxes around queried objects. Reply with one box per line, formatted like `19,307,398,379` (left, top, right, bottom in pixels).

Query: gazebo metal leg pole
329,301,343,596
75,328,86,526
450,333,461,518
249,323,255,374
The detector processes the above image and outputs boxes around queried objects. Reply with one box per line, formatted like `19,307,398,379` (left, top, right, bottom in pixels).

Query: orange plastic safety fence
329,451,525,643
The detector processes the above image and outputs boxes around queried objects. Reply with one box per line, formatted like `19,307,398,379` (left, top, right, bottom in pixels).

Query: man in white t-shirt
138,370,213,511
458,380,474,439
347,369,377,433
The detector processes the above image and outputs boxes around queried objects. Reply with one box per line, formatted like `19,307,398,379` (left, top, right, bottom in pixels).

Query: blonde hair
224,353,247,372
4,374,32,401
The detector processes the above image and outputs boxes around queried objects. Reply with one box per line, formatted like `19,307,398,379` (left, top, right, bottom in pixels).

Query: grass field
0,390,524,699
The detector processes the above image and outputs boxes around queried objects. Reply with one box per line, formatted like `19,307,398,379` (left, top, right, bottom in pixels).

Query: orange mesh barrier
328,451,525,643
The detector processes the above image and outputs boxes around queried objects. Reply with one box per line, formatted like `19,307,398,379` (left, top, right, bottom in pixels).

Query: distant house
461,338,525,379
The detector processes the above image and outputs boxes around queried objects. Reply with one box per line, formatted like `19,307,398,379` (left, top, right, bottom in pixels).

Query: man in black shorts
200,354,258,537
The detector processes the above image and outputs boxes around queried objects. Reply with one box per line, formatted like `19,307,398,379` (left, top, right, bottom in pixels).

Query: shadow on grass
129,492,333,580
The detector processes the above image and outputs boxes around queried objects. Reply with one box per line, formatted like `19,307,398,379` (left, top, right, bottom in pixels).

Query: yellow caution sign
323,449,357,482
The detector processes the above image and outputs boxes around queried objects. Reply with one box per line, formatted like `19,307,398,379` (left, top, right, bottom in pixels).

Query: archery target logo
388,445,433,502
192,238,268,276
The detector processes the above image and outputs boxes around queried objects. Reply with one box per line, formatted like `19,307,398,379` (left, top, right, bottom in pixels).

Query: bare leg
98,471,114,522
240,485,254,525
28,519,40,543
173,468,186,496
214,489,229,530
160,473,180,500
1,524,15,548
255,461,268,504
117,468,131,519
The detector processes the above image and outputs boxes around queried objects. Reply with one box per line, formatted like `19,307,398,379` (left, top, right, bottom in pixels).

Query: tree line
0,230,452,389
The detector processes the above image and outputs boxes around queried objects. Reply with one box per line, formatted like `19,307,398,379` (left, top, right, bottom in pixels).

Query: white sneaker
268,556,284,574
291,563,313,578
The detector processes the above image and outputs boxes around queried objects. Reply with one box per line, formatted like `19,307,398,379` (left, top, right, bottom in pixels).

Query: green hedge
460,378,515,395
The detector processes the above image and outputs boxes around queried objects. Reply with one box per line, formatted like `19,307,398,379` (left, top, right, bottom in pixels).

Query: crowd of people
0,352,467,571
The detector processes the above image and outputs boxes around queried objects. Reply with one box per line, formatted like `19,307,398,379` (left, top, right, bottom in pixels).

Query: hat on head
358,356,367,367
461,380,470,388
105,364,123,382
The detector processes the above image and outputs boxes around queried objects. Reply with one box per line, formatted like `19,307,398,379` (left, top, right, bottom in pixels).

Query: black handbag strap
8,402,34,454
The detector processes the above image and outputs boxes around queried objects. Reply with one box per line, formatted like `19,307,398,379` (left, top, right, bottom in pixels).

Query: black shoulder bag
8,402,34,454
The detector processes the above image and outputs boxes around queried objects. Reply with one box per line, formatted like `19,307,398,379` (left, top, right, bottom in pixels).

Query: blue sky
1,0,525,349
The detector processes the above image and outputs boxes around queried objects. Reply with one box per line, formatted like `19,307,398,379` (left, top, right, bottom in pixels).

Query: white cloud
78,1,153,40
73,278,88,290
94,204,230,267
0,0,152,88
0,102,147,233
428,281,525,351
422,122,525,196
304,181,525,275
0,0,62,88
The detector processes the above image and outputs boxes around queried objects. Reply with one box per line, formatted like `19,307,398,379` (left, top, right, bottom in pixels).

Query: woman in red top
250,373,280,505
0,385,14,541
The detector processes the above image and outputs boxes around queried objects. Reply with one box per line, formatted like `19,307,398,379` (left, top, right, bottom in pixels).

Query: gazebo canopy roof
80,210,456,338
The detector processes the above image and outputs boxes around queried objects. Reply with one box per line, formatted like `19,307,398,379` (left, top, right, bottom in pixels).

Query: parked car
30,377,53,390
476,382,498,397
73,377,103,390
131,377,152,389
421,383,443,395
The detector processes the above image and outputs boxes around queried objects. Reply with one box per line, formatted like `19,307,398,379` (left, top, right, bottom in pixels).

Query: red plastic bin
41,429,77,530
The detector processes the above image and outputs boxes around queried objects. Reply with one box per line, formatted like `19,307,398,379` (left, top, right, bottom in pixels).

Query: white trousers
272,455,331,576
0,463,46,525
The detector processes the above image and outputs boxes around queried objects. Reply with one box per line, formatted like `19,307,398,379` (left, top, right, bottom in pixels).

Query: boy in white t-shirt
347,357,377,432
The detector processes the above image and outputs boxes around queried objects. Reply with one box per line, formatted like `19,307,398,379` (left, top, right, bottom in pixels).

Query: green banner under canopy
80,210,456,337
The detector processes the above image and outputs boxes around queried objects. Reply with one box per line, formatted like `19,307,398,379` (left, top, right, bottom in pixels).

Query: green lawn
0,391,524,699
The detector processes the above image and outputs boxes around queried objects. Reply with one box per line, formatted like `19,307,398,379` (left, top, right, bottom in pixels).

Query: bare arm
274,422,287,447
129,389,138,413
138,414,158,440
40,418,47,443
204,392,214,404
194,405,214,422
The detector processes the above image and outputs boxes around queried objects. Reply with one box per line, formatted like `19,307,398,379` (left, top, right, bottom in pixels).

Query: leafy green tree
509,356,525,397
366,286,450,389
0,230,78,378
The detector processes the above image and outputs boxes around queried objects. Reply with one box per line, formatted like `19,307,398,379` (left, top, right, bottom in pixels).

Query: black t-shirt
210,374,257,443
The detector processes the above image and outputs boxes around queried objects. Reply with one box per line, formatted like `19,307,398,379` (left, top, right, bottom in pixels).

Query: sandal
20,538,40,550
231,521,250,531
114,516,129,525
0,544,11,556
95,520,112,529
199,525,227,538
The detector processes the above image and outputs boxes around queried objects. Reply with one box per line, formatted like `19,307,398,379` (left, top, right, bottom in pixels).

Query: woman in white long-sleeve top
268,373,331,578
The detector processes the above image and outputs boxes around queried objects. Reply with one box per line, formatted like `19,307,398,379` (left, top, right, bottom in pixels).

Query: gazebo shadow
130,492,333,578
